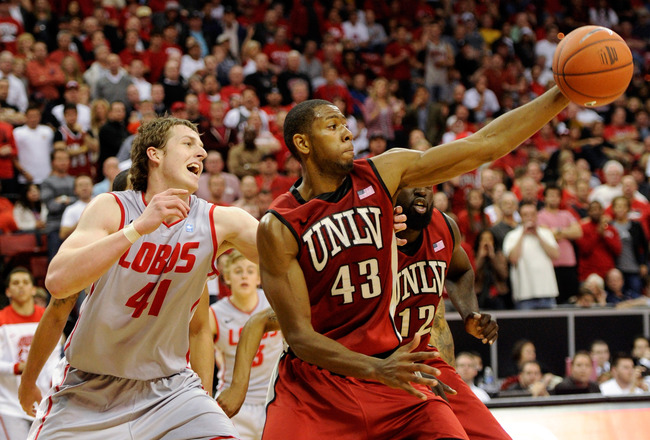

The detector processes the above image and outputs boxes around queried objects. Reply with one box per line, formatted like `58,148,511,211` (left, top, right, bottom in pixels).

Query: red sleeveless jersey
394,209,454,351
58,125,93,177
269,160,400,356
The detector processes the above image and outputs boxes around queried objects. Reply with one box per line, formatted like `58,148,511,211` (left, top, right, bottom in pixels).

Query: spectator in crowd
50,80,92,133
14,106,54,186
224,87,269,134
53,103,96,179
631,335,650,370
48,30,84,72
0,183,17,233
160,58,187,109
554,351,601,394
0,51,27,113
277,50,311,107
503,201,560,309
490,191,520,247
93,157,120,196
537,184,583,304
180,37,205,81
129,59,152,102
383,25,417,102
609,196,647,296
255,153,295,200
95,53,132,104
298,40,322,83
606,175,650,237
200,101,238,159
422,21,454,102
589,160,626,208
457,188,491,249
576,201,622,281
196,150,240,204
314,65,353,116
12,183,47,234
205,174,229,206
59,174,93,241
244,53,274,106
402,85,446,147
83,45,110,98
474,228,510,310
582,273,609,306
462,74,500,124
534,23,559,72
25,41,65,102
233,175,261,219
590,339,612,384
40,148,76,260
455,352,491,403
599,353,646,395
220,64,246,104
604,268,640,305
502,360,552,397
97,100,128,179
0,267,62,440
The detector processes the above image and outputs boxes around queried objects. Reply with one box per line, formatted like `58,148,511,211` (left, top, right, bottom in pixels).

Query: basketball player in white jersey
210,250,283,440
28,117,259,439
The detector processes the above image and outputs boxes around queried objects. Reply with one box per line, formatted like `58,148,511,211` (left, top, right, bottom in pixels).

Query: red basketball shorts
262,353,468,440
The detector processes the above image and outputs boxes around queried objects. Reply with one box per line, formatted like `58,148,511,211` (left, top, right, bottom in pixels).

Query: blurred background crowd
2,1,650,309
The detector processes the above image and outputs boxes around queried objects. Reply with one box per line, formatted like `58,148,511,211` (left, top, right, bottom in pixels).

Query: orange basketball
552,25,633,107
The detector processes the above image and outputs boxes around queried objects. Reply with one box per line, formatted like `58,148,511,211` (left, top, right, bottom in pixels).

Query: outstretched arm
189,285,215,393
217,308,280,417
19,293,79,416
372,87,570,195
258,213,442,400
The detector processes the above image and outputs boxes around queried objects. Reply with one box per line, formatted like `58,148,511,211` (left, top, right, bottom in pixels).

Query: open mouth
413,198,427,214
187,163,201,176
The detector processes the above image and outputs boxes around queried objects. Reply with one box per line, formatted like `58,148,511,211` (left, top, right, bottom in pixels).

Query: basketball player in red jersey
259,89,569,439
220,187,511,440
27,118,259,439
394,186,511,440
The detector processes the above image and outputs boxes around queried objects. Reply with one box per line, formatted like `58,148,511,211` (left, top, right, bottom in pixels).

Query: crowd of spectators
1,0,650,312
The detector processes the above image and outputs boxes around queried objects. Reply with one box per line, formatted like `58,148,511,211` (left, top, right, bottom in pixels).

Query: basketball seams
552,25,633,106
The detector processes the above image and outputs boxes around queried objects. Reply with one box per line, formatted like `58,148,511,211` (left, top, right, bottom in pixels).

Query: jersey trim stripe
33,363,71,440
227,296,259,314
365,159,392,200
208,204,219,277
110,192,125,229
210,306,219,342
439,210,456,250
267,209,301,261
64,283,95,351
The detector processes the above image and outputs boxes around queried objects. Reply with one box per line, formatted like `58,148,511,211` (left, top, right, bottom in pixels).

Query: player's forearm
45,230,133,298
22,295,76,382
429,318,455,367
286,327,385,381
472,87,569,161
231,308,279,388
447,269,479,321
189,325,215,393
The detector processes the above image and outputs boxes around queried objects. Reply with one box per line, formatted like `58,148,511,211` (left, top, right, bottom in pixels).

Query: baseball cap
65,80,79,90
216,34,231,44
166,1,180,11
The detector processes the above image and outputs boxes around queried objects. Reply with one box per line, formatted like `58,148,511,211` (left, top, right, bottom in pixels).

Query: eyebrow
180,135,204,149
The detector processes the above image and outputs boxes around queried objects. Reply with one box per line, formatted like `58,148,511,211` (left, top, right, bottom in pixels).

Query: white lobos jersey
211,290,283,405
65,191,219,380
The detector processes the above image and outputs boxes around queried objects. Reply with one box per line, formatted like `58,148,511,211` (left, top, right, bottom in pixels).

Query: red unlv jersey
269,160,400,356
394,209,454,352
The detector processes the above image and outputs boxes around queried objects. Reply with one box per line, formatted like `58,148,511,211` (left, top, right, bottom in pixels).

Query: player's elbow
45,268,75,299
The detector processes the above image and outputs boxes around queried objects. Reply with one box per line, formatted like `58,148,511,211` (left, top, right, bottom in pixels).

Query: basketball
552,25,633,107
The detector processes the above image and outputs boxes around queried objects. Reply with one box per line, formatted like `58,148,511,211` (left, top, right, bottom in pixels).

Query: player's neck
397,228,422,245
297,169,347,200
11,300,35,317
230,291,258,312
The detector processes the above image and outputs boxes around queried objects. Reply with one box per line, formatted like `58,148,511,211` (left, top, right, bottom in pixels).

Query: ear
293,133,309,156
146,146,161,164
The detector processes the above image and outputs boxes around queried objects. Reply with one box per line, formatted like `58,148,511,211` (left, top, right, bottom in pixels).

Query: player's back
269,160,400,357
65,191,219,380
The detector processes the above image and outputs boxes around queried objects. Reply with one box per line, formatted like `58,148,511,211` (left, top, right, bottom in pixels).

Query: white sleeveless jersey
211,290,283,405
65,191,220,380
